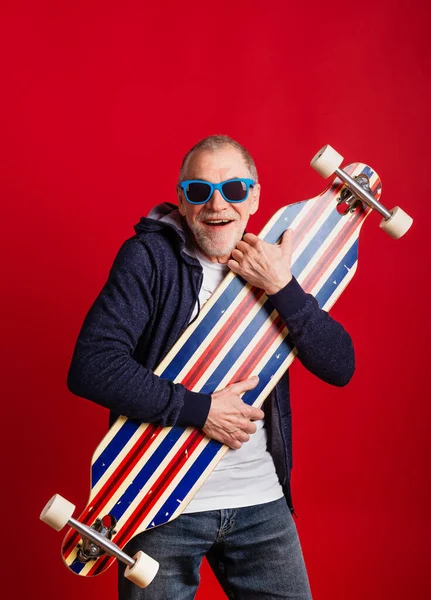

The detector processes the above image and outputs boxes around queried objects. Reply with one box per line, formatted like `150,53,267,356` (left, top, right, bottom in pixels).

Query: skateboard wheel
40,494,75,531
379,206,413,239
310,144,344,178
124,551,160,588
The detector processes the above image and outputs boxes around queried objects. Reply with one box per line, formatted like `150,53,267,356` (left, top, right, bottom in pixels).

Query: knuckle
242,405,252,416
237,430,249,442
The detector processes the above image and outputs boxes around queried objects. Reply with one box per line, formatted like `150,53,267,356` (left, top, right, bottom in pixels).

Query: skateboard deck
58,161,382,579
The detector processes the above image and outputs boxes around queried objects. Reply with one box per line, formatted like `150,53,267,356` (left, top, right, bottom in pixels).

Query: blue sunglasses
180,178,255,205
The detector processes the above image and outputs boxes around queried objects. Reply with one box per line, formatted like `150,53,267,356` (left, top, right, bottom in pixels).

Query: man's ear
250,183,260,215
177,185,186,216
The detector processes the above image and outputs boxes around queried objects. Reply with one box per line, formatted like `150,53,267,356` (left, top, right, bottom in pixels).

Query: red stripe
181,287,264,389
228,316,286,384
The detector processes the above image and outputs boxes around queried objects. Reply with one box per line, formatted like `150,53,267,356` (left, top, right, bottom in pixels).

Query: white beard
191,225,242,258
186,209,244,259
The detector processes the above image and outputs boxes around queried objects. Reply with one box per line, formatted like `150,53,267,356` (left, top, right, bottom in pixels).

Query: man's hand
203,376,263,449
227,229,293,295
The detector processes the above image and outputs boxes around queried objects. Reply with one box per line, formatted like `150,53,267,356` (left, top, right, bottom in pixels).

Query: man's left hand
228,229,293,295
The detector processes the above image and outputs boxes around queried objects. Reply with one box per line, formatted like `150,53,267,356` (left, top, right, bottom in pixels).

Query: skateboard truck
77,515,117,562
310,145,413,239
40,494,159,588
338,174,372,215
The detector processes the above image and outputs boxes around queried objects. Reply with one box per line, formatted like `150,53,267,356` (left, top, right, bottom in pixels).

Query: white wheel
40,494,75,531
379,206,413,239
310,144,344,178
125,551,160,588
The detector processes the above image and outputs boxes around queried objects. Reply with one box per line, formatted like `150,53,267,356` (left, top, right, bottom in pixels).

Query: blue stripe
262,202,307,244
291,207,342,279
91,420,141,486
362,166,374,179
240,336,295,407
70,559,85,574
315,240,359,308
199,298,276,395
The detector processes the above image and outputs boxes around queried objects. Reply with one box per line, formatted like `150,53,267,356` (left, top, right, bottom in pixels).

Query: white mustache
197,211,239,223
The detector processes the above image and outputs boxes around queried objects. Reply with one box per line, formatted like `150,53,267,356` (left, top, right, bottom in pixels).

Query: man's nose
207,189,229,212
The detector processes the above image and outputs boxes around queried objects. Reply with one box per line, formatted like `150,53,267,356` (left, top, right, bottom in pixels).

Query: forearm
67,344,211,427
268,278,355,386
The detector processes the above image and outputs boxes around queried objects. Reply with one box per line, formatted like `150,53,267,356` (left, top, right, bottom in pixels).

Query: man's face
177,147,260,263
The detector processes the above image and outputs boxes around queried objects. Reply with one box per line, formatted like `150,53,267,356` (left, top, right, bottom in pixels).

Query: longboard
41,145,413,587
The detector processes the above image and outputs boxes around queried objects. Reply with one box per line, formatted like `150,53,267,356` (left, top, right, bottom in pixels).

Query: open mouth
203,219,234,227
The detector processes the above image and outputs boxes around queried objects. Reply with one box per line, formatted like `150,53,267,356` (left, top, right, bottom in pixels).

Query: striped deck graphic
62,163,381,577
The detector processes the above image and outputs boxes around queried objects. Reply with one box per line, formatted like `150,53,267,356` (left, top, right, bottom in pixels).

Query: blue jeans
118,498,312,599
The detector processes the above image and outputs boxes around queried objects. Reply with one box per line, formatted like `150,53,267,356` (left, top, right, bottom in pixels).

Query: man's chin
191,232,234,259
186,221,244,262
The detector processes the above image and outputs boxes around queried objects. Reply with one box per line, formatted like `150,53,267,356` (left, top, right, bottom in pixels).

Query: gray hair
178,135,258,183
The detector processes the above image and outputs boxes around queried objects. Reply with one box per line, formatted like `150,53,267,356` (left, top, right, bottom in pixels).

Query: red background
1,1,430,598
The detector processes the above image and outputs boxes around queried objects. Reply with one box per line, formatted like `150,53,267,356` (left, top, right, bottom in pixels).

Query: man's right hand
203,376,263,449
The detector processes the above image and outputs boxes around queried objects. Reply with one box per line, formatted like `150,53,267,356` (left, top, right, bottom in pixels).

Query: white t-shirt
183,247,283,512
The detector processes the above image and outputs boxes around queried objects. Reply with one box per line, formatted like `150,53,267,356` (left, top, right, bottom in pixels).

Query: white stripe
214,309,280,390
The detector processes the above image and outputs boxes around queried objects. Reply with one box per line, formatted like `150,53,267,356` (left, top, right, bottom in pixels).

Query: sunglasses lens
186,182,211,203
222,180,248,201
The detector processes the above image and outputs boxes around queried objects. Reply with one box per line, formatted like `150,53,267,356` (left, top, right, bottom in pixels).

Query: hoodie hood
134,202,184,236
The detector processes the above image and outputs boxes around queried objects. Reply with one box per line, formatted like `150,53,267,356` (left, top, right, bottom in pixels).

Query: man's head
177,135,260,263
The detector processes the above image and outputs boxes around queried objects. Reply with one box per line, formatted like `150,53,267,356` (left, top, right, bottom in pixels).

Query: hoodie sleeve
267,277,355,386
67,239,211,428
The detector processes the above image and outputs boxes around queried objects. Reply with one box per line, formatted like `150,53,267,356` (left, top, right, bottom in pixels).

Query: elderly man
68,135,355,599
